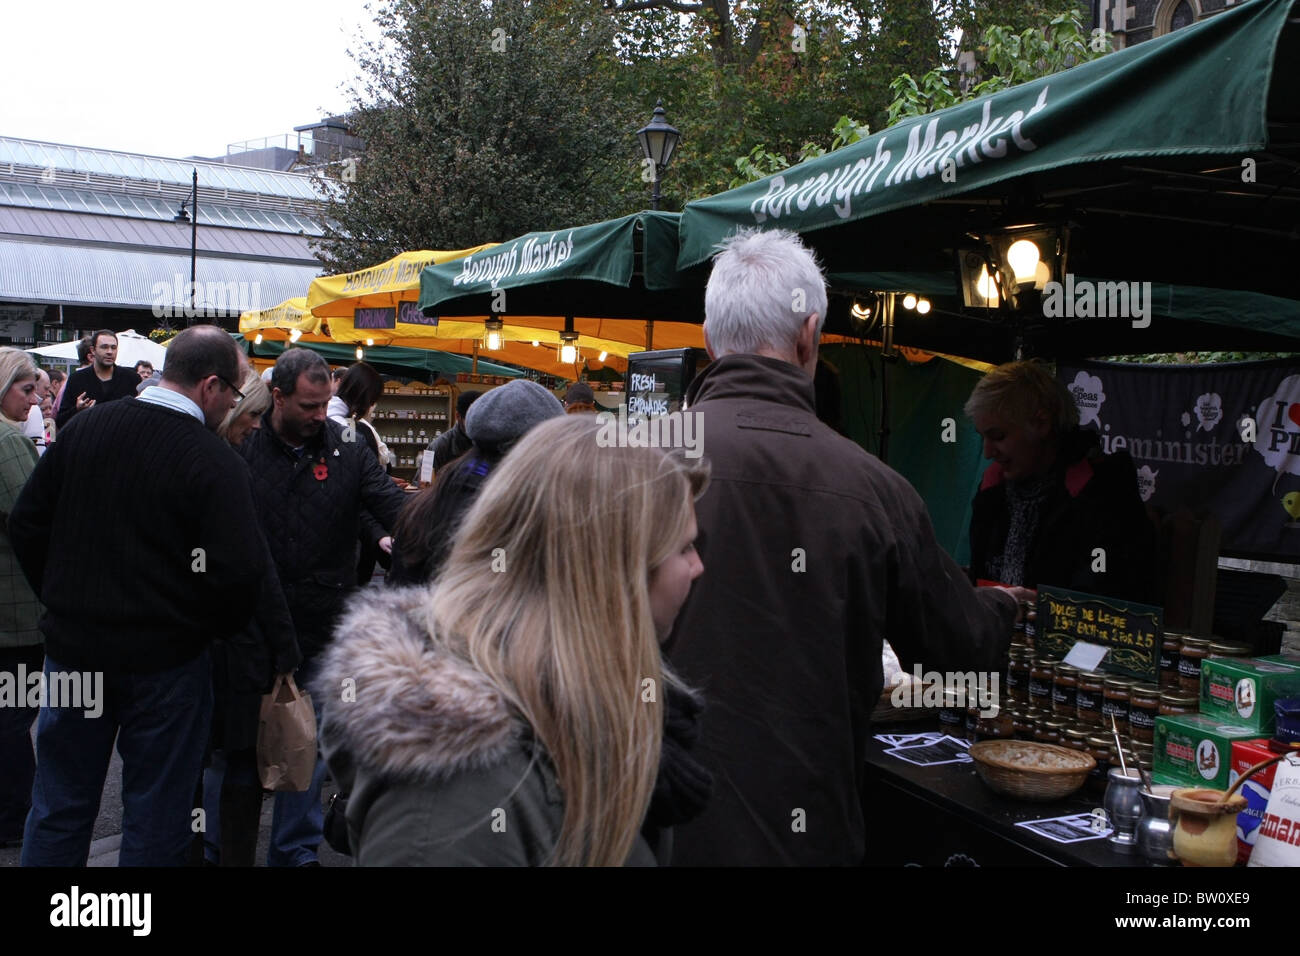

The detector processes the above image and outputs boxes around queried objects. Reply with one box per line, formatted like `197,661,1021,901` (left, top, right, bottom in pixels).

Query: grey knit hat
464,379,564,451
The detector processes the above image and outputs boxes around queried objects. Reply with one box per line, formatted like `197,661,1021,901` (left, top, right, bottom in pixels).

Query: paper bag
257,674,318,792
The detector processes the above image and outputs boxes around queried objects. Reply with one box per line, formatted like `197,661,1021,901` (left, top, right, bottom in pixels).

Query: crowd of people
0,228,1156,866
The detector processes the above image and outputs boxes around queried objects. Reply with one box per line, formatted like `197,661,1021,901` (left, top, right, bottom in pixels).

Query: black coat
968,427,1158,604
238,414,407,660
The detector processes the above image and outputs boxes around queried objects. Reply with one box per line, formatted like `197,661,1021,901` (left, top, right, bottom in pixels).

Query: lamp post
173,169,198,325
636,100,680,211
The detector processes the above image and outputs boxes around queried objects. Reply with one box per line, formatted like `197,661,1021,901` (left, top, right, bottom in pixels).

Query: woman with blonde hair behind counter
320,414,709,865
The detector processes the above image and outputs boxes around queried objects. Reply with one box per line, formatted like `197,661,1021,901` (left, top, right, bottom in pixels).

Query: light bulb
598,351,607,361
365,338,374,347
289,328,302,342
851,300,871,320
1006,239,1040,282
485,330,502,350
1033,260,1051,290
355,347,364,360
976,266,1000,303
532,340,539,348
916,298,931,315
253,333,263,345
560,343,577,364
902,294,917,310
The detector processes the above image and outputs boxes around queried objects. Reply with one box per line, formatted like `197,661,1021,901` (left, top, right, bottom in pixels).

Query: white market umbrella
28,329,166,370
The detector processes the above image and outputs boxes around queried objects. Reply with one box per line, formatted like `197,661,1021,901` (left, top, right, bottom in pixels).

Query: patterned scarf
990,473,1053,586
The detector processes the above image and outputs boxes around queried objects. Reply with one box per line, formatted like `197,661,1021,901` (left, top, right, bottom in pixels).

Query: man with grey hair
237,346,406,866
664,228,1033,866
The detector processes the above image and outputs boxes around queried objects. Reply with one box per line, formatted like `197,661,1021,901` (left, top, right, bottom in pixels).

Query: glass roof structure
0,136,320,200
0,181,326,236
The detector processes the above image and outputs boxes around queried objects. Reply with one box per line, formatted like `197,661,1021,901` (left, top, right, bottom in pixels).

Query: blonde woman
0,348,44,846
216,367,271,446
320,415,708,865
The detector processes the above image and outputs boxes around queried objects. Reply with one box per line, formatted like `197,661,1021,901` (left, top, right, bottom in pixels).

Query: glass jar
1044,718,1069,745
1159,690,1198,717
1007,648,1031,706
1076,670,1105,726
1207,640,1252,660
1029,658,1055,710
974,706,1015,742
1023,615,1037,649
1160,630,1184,688
1178,637,1211,693
1052,664,1079,716
1061,727,1090,754
965,706,981,741
938,689,967,739
1032,718,1059,745
1102,676,1135,735
1011,708,1036,741
1128,683,1162,744
1086,734,1114,795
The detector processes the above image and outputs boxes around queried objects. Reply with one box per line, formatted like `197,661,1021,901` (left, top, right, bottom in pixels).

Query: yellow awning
307,247,499,317
238,297,322,337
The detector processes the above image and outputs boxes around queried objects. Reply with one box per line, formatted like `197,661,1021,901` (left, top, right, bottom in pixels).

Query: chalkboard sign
1035,585,1163,683
624,348,709,423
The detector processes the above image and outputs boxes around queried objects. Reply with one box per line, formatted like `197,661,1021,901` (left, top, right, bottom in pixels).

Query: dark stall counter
863,736,1166,867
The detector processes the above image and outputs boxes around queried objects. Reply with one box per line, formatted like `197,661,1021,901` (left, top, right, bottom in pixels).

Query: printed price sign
1035,585,1162,682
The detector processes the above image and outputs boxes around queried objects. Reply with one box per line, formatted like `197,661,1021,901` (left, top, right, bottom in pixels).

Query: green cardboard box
1199,657,1300,733
1255,654,1300,669
1152,715,1258,791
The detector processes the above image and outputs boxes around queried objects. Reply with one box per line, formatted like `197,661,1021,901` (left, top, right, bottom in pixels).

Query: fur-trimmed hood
316,586,522,783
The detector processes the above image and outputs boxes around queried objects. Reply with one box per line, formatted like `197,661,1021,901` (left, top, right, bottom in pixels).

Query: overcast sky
1,0,378,161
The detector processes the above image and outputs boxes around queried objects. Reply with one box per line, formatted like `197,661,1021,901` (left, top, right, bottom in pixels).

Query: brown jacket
665,354,1017,866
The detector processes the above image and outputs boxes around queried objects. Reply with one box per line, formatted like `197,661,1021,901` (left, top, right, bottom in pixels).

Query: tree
312,0,639,273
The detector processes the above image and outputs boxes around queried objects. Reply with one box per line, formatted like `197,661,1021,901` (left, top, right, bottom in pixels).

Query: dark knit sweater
55,364,143,431
8,398,264,673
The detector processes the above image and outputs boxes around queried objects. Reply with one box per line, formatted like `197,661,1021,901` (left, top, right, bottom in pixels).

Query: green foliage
312,0,638,274
886,8,1109,125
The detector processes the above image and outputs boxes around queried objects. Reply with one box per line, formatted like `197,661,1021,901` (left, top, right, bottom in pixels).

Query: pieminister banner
1057,360,1300,563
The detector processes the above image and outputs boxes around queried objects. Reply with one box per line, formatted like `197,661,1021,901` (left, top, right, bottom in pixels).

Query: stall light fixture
253,332,263,345
355,346,364,360
598,350,608,361
900,293,930,313
532,340,539,347
484,317,504,351
365,338,374,347
959,224,1067,311
288,328,303,342
851,300,872,320
560,331,579,365
915,298,932,315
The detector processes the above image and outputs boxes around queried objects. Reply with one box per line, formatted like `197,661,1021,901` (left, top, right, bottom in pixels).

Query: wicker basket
969,740,1096,802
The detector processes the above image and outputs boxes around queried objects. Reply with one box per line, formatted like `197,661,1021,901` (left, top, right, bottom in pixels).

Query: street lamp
636,100,680,211
173,169,198,324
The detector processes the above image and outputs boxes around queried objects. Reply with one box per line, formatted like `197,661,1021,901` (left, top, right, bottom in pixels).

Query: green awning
678,0,1297,270
240,340,525,382
419,211,706,322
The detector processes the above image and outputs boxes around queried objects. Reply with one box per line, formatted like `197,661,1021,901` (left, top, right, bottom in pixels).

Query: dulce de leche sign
1035,585,1163,683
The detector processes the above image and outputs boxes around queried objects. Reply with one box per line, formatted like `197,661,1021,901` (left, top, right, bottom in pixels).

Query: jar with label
1086,735,1114,794
974,706,1015,742
1207,640,1252,660
965,706,981,741
1102,676,1135,735
1032,718,1059,745
1052,664,1079,717
1023,616,1037,649
1061,727,1090,754
1043,718,1070,745
1011,709,1036,740
1158,690,1198,717
1007,649,1031,706
1128,683,1162,743
938,690,967,739
1160,630,1184,688
1029,658,1055,710
1178,637,1211,693
1076,670,1105,725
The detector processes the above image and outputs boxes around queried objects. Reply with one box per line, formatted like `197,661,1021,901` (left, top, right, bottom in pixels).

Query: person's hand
75,392,94,411
1000,586,1038,624
391,477,411,490
378,536,394,555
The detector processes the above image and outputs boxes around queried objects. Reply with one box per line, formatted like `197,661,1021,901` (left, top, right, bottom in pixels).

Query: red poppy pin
313,463,329,481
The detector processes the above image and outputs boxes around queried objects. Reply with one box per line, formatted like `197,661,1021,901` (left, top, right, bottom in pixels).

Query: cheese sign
1035,585,1162,682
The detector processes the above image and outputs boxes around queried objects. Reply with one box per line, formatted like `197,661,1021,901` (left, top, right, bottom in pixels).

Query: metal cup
1104,767,1143,846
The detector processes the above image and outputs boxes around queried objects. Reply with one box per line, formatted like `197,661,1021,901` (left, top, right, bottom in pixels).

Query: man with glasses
55,330,142,431
10,325,266,866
